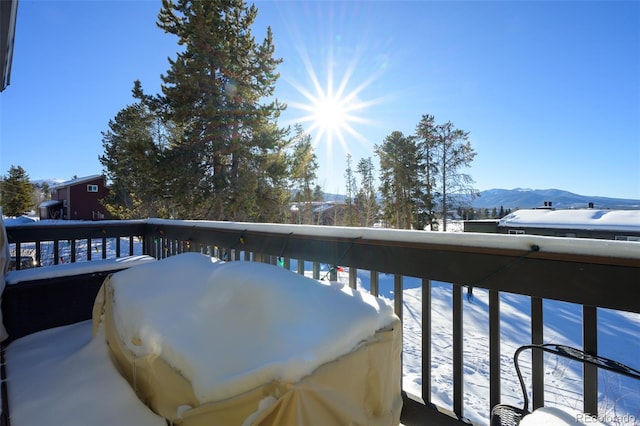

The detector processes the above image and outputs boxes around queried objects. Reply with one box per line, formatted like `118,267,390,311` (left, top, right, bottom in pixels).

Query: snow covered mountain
471,188,640,210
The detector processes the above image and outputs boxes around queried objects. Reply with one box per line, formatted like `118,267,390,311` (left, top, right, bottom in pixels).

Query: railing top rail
6,218,639,313
146,218,640,263
5,219,147,241
145,219,640,314
5,219,148,229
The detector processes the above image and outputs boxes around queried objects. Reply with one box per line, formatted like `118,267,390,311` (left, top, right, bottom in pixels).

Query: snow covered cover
107,252,397,403
499,209,640,233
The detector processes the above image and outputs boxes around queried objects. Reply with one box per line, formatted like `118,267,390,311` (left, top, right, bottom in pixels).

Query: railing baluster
329,266,337,281
101,237,107,259
395,274,404,392
53,239,59,265
531,297,544,410
583,306,598,416
394,275,403,319
348,267,357,289
35,241,41,267
14,242,21,270
297,259,304,275
312,262,320,280
370,271,379,297
422,278,431,405
489,289,501,412
452,283,464,418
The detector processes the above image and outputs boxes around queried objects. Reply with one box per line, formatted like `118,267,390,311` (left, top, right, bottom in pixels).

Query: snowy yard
307,265,639,425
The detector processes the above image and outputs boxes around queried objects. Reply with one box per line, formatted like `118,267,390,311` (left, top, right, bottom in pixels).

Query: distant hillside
323,192,347,203
471,188,640,210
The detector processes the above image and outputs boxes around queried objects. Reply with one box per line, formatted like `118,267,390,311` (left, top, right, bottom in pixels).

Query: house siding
49,176,108,220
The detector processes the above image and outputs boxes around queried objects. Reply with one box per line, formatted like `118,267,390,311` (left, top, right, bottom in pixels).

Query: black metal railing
5,219,640,425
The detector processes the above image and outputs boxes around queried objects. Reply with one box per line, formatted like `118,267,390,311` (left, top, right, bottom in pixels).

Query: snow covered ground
302,259,640,425
361,275,640,425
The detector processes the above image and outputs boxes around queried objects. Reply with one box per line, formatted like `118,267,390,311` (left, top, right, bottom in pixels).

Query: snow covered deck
4,253,402,426
2,219,639,425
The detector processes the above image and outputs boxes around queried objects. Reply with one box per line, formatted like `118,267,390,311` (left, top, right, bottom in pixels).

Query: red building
39,175,109,221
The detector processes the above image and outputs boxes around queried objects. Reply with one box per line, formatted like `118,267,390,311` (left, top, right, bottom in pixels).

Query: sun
299,82,366,152
313,94,347,134
286,56,380,157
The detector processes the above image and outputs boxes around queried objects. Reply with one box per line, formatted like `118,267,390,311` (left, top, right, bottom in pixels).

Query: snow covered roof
50,174,104,189
38,199,63,208
498,209,640,233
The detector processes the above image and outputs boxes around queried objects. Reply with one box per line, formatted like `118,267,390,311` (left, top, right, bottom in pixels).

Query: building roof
1,0,18,92
39,199,63,208
498,209,640,233
51,175,104,189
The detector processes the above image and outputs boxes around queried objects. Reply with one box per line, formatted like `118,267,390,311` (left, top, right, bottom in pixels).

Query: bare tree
434,121,477,231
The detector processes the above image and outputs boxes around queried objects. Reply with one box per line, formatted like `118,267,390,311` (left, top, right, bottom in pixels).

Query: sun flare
313,95,348,133
287,56,381,158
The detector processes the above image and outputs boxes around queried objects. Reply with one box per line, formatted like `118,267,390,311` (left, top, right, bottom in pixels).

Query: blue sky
1,0,639,200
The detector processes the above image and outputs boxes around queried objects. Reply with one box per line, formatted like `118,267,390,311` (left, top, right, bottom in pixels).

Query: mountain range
470,188,640,210
35,179,639,211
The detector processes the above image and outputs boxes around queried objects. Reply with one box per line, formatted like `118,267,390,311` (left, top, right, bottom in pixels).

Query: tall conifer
152,0,285,220
0,166,33,217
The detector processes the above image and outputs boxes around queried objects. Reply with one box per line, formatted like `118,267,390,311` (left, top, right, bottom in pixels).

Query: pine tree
356,157,378,227
312,185,324,202
100,103,167,219
1,166,33,216
415,114,440,230
146,0,286,220
250,126,291,223
290,126,318,224
376,131,421,229
344,154,357,226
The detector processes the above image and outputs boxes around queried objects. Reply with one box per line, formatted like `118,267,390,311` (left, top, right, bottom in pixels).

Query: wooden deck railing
5,219,640,425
